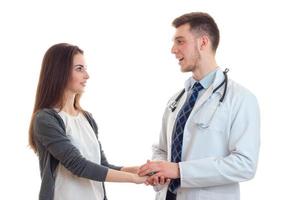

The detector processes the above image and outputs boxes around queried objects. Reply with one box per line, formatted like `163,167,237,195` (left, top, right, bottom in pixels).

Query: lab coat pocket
191,100,230,156
193,99,227,133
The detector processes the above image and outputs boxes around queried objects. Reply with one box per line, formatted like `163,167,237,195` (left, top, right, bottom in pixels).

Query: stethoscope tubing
169,68,229,112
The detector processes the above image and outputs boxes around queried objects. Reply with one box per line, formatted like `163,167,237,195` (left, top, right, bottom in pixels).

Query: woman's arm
120,166,139,174
35,110,147,184
106,168,146,184
34,111,109,182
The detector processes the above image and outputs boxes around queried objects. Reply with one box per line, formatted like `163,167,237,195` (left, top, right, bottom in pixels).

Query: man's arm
142,107,171,188
140,91,260,188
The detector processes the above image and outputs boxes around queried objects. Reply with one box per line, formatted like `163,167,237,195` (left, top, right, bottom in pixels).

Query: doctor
138,12,260,200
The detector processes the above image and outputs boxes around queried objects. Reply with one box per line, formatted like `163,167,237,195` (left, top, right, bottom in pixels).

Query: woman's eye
75,65,85,72
74,64,87,72
75,67,82,72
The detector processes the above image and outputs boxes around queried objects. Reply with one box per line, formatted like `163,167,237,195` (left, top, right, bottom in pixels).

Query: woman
29,43,146,200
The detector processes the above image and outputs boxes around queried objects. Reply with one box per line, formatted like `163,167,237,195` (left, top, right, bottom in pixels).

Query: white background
1,0,300,199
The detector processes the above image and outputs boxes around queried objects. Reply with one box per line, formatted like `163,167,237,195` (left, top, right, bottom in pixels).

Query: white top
54,111,105,200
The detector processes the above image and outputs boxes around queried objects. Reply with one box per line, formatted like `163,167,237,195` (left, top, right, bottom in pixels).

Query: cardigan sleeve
34,110,109,181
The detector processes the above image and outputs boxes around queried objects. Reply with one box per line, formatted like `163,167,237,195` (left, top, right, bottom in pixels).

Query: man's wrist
173,162,180,178
178,163,181,178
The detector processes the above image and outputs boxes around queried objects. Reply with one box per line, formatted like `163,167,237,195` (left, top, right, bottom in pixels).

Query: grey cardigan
33,108,122,200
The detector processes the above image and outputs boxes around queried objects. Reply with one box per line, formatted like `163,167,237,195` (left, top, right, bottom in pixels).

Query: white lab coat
153,69,260,200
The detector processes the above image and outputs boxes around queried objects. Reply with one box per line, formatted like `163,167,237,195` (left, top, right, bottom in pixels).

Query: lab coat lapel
166,91,188,160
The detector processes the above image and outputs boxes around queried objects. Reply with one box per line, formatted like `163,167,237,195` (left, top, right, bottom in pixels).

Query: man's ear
196,35,209,53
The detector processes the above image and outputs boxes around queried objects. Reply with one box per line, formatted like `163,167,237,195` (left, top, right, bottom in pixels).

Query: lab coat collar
212,68,226,95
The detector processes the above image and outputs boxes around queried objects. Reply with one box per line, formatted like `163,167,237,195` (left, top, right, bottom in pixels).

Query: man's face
171,24,200,72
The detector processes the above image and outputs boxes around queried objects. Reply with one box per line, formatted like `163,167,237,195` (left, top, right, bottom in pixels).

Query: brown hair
172,12,220,52
29,43,84,152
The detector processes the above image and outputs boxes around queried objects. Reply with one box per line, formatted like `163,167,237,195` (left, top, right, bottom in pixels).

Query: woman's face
66,53,89,94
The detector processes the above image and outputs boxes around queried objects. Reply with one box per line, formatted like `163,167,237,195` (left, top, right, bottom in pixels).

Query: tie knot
192,82,203,92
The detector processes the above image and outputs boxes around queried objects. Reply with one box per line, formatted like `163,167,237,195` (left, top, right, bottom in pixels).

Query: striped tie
168,82,203,194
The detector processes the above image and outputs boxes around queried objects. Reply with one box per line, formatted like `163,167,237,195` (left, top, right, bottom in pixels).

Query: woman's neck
61,91,79,116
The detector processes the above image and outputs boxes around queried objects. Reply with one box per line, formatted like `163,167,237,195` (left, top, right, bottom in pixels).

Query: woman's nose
85,71,90,79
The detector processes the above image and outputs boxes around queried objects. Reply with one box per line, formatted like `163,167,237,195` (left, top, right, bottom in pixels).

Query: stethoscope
168,68,229,128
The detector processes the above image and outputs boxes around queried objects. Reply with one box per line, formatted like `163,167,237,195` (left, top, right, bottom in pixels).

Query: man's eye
176,40,184,45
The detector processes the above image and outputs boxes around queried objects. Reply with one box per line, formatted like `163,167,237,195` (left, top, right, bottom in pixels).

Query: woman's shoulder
81,110,98,134
33,108,66,137
35,108,57,119
82,110,97,121
34,108,64,127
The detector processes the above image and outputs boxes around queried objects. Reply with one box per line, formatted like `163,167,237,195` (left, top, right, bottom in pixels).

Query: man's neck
192,58,218,81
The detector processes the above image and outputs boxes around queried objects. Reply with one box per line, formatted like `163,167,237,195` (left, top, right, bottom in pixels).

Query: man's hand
138,160,180,179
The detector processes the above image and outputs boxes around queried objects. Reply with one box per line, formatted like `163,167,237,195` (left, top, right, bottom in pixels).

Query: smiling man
138,12,260,200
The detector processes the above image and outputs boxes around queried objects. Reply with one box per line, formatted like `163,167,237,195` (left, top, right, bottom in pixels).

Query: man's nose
171,44,177,54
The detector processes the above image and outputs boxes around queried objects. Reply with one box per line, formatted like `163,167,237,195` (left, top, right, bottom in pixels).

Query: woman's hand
145,175,171,186
132,173,147,184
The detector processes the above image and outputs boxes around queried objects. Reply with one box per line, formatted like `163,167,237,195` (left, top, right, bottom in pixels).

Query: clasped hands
137,160,180,186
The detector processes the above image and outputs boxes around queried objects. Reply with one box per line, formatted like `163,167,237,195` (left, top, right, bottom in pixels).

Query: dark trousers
165,190,176,200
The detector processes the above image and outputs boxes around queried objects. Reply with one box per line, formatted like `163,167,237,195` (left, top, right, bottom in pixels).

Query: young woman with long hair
29,43,146,200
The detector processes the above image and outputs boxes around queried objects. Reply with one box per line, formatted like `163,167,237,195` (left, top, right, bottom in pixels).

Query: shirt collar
184,67,220,91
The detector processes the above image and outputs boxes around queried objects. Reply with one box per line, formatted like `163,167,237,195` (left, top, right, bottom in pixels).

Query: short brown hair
172,12,220,51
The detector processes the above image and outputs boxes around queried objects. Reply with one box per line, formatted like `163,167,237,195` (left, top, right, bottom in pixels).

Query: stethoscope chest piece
169,101,178,112
168,88,185,112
